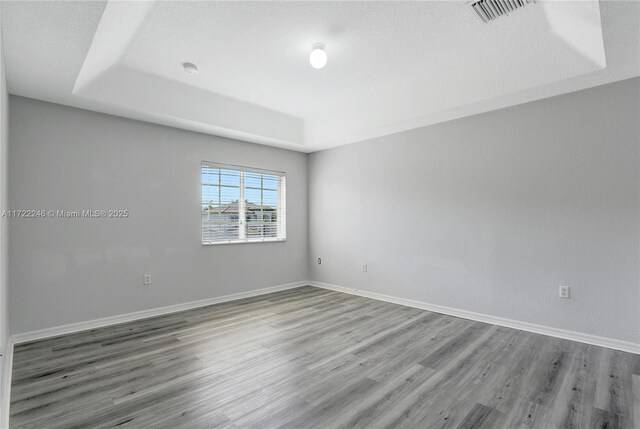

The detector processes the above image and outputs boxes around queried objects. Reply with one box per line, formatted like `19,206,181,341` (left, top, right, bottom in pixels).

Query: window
201,162,286,245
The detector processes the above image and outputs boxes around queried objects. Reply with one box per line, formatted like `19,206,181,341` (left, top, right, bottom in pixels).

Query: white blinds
201,162,286,244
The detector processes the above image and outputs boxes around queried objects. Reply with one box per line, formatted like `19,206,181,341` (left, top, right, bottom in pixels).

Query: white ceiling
1,1,638,152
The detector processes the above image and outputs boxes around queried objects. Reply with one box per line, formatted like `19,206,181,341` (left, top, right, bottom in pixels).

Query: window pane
220,169,240,186
220,187,240,205
245,188,261,206
202,168,220,185
262,175,278,190
262,190,277,209
244,173,262,189
202,185,219,205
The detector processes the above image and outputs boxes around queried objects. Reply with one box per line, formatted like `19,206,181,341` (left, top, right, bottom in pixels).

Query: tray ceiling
1,1,638,152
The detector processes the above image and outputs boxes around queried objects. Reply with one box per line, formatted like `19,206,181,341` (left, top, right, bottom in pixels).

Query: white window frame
201,161,286,245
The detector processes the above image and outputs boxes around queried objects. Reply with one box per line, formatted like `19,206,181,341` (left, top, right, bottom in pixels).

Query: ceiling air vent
470,0,535,23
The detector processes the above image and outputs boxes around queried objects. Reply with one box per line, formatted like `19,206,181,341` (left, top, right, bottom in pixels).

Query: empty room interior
0,0,638,428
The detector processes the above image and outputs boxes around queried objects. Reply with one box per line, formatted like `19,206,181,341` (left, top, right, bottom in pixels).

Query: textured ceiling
1,1,638,152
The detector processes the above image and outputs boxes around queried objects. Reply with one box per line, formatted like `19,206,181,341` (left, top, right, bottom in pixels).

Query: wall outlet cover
559,285,570,299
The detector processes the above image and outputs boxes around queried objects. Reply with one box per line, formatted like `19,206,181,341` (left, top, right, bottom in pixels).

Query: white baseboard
1,339,14,429
11,281,308,345
310,281,640,355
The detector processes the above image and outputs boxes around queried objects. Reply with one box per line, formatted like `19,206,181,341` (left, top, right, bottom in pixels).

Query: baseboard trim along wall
1,339,14,429
309,281,640,355
11,281,308,345
11,280,639,354
8,278,639,352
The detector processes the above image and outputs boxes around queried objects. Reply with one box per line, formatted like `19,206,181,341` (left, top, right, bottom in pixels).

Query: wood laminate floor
10,286,640,429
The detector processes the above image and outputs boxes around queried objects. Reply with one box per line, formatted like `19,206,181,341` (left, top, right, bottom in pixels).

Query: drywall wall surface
309,77,640,344
0,9,11,417
9,96,308,333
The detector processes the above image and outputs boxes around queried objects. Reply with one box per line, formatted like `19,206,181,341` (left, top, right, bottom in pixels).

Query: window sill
202,238,286,246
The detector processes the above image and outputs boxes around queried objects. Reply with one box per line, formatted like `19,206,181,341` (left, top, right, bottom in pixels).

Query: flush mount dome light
309,43,327,69
182,62,198,74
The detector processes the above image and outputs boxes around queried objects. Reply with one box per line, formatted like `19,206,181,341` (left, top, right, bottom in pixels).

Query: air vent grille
470,0,535,23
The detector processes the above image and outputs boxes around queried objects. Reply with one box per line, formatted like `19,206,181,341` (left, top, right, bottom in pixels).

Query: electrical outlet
559,285,570,299
318,258,322,265
362,264,368,272
144,274,151,286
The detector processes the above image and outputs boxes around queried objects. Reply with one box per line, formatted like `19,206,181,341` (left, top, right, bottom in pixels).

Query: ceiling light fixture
309,43,327,69
182,62,198,74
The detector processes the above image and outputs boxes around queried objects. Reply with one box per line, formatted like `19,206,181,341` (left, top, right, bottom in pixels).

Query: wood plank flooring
10,286,640,429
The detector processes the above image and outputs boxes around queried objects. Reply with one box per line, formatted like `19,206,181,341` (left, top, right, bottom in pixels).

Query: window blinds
201,162,286,244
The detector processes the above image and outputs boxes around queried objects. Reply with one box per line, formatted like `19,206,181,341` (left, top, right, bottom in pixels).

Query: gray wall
0,12,9,410
7,78,640,346
8,96,308,334
309,78,640,344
